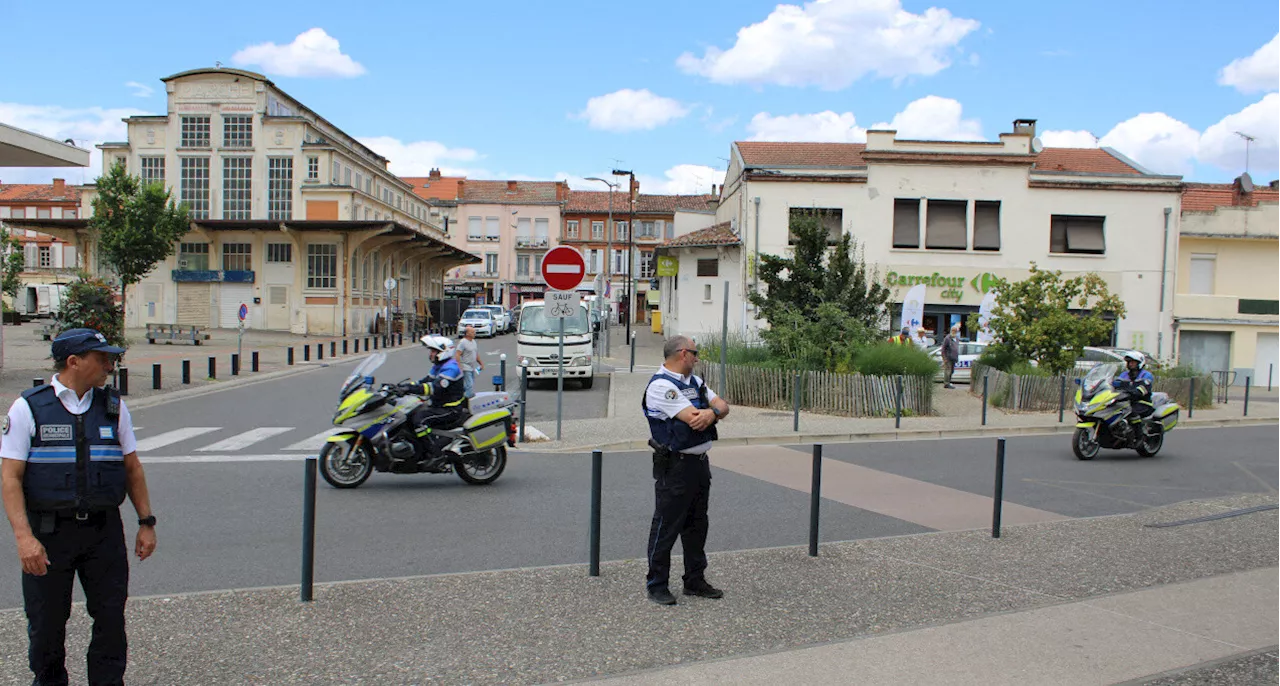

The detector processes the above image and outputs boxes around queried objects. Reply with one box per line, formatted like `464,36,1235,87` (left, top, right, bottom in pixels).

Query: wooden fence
969,364,1214,411
695,362,933,417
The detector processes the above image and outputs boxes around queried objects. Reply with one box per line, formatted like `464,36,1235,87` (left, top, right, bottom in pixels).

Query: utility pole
612,168,635,341
584,176,618,356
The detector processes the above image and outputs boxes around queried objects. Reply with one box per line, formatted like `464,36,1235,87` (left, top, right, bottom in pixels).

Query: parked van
14,284,68,320
516,300,593,389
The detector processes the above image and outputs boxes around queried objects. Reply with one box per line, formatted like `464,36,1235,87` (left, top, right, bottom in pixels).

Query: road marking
196,427,293,453
713,445,1066,531
135,427,221,453
285,429,342,451
143,454,302,464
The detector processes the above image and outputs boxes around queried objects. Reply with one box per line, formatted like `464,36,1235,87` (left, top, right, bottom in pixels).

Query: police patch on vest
39,425,73,441
664,389,677,400
1,416,8,435
100,426,115,440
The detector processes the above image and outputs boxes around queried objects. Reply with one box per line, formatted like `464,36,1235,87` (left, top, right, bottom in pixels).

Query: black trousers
23,510,128,686
646,452,712,591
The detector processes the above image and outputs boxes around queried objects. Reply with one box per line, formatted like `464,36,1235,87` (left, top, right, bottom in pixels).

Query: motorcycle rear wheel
1073,427,1100,461
456,446,507,485
1136,430,1163,457
320,441,373,488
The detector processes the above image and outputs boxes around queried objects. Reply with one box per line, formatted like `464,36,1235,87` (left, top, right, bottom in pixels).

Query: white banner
900,284,926,334
977,291,997,343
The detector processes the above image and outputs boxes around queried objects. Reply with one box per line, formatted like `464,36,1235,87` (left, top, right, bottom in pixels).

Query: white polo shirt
644,365,719,455
1,375,137,461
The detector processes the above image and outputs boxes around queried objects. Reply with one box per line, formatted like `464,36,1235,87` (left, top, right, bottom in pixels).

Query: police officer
1113,351,1156,419
0,328,157,686
642,335,730,606
412,335,469,458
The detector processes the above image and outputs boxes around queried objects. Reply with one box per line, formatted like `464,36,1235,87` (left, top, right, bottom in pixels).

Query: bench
146,323,211,345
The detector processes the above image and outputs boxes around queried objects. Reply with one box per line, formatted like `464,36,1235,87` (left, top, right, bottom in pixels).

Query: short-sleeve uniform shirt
1,375,138,461
644,365,719,455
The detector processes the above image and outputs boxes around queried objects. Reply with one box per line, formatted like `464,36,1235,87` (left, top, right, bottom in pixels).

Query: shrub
55,273,126,353
1008,360,1051,377
855,342,939,377
975,343,1026,373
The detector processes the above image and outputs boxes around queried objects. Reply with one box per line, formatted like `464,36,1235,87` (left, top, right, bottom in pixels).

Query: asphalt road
0,421,1270,608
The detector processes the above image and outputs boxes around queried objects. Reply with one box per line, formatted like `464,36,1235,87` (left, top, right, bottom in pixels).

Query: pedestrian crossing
132,426,342,463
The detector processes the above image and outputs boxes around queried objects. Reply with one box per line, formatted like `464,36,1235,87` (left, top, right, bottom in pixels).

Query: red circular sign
541,246,587,291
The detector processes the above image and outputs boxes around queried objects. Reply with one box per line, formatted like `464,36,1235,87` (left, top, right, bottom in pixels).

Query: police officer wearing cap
642,335,730,606
1,328,157,686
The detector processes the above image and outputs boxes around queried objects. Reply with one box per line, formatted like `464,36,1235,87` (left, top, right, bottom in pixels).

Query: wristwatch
138,515,157,527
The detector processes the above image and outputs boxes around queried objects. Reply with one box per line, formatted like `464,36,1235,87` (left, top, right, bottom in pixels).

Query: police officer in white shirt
642,335,730,606
1,328,157,686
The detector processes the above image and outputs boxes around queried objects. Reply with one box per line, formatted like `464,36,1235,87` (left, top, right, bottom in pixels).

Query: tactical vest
643,372,718,453
21,384,126,513
427,359,466,408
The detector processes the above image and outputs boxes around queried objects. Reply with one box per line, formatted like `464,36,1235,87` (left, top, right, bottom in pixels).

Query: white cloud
1039,129,1099,148
356,136,481,177
1218,33,1279,94
639,164,724,195
578,89,690,132
232,28,366,78
1198,93,1279,174
1096,112,1201,176
125,81,154,98
0,102,147,184
677,0,980,89
747,111,867,142
870,95,983,140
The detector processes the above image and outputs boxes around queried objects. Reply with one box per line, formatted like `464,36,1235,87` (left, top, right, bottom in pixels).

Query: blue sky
2,0,1277,191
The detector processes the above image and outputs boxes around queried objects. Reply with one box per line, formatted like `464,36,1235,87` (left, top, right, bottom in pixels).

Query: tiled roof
1182,182,1280,212
565,191,717,214
735,141,1150,176
0,183,81,203
1032,148,1143,175
402,175,465,201
661,222,738,248
459,180,564,204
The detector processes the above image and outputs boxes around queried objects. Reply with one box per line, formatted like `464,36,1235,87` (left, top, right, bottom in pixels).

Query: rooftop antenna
1234,131,1255,174
1090,132,1100,148
215,60,222,68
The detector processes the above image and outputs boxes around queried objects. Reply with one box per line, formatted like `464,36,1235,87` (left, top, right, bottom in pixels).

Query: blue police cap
51,328,125,360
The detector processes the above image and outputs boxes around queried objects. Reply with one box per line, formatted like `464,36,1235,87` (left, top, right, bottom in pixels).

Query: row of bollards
286,332,417,367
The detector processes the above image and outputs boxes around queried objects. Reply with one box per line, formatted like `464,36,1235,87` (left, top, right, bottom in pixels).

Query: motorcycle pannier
1156,403,1179,431
463,410,509,450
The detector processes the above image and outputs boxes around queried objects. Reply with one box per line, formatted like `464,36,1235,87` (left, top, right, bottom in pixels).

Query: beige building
1175,178,1279,386
710,120,1184,352
7,67,474,335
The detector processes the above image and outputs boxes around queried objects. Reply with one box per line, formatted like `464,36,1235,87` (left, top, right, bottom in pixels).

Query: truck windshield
519,306,589,336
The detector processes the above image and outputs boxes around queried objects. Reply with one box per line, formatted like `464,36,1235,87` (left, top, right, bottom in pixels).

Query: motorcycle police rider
1112,351,1156,425
412,335,470,460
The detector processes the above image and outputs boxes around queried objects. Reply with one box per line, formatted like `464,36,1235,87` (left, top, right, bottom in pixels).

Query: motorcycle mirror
1073,378,1081,385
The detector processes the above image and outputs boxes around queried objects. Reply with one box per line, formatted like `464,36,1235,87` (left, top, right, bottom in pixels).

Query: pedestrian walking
642,335,730,606
941,324,961,389
1,328,157,686
456,325,483,399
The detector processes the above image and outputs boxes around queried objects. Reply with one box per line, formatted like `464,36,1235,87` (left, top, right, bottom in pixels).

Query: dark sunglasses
681,348,700,357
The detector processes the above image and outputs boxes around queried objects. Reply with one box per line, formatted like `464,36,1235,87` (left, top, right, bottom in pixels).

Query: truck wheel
581,377,594,390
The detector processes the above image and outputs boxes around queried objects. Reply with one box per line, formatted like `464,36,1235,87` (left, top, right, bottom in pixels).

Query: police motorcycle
1072,363,1180,460
318,352,517,488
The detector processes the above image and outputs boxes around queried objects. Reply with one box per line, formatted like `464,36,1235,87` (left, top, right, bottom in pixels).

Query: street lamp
584,176,618,357
611,168,635,342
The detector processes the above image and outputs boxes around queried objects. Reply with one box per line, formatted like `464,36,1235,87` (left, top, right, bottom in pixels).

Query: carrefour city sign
885,270,1001,303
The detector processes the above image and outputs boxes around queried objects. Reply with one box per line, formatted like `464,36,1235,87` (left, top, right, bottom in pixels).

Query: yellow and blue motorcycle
1073,363,1180,460
319,352,515,488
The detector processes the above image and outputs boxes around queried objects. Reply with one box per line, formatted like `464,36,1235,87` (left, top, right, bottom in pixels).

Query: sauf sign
885,270,1001,303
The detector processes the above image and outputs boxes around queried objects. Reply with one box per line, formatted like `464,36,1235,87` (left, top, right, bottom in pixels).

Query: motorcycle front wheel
1136,429,1164,457
1073,427,1100,461
456,445,507,485
320,441,373,488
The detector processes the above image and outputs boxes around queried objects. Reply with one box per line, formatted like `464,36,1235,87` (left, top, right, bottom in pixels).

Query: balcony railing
515,236,550,249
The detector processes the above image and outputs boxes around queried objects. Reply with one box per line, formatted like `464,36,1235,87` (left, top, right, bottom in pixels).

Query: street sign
384,277,397,291
238,303,248,322
541,246,586,292
546,290,580,318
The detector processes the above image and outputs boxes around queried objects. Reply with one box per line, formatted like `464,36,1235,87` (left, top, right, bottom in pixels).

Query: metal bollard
317,343,323,361
182,360,191,385
343,339,349,355
1188,377,1195,419
1244,377,1251,417
589,449,602,577
373,337,379,350
519,366,528,442
1058,376,1066,423
1269,364,1273,392
303,345,310,362
32,378,42,388
992,437,1006,539
208,357,216,380
894,375,903,429
288,347,295,366
809,444,823,557
301,456,317,602
330,341,336,358
231,354,240,376
364,337,370,352
118,367,129,396
252,351,259,373
629,331,636,373
499,354,507,392
982,374,989,426
793,373,801,432
152,364,161,390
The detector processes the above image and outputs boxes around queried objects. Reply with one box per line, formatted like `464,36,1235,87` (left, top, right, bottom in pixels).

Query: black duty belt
674,451,709,460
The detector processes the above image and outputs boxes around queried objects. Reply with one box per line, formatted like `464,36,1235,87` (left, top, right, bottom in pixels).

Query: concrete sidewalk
0,493,1271,684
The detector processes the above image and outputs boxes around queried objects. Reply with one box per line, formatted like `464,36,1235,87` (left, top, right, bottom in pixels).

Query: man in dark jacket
941,324,961,389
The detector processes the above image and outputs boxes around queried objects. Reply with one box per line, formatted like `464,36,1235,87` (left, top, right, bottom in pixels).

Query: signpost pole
557,316,564,441
236,303,247,364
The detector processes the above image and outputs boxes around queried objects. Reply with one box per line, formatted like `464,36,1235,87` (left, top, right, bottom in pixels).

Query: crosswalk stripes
284,429,341,452
134,427,221,453
197,427,293,453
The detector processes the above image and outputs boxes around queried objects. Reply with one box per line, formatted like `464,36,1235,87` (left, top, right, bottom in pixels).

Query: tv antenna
1234,131,1255,174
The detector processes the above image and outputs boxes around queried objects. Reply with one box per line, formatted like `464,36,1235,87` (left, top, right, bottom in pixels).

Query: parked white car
481,305,510,333
459,308,496,338
1074,346,1159,374
928,340,988,383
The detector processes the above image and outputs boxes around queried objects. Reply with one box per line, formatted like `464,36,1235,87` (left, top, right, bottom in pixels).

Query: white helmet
1123,350,1145,370
420,334,455,363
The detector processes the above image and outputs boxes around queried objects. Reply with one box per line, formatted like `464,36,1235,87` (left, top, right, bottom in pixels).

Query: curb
515,415,1278,454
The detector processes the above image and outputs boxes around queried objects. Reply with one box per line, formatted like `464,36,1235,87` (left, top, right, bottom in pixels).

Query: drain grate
1144,504,1278,528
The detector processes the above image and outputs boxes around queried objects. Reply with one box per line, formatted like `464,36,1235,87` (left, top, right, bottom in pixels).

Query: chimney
428,168,441,181
711,184,718,196
507,180,518,192
1012,119,1037,137
52,178,66,194
457,179,466,198
555,181,568,202
1271,180,1278,191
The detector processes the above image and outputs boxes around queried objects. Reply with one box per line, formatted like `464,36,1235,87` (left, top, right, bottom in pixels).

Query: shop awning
646,290,660,305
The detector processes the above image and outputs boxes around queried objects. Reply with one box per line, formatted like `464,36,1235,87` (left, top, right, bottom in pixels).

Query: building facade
712,120,1184,352
1175,178,1279,385
655,222,742,339
6,68,474,335
0,179,81,289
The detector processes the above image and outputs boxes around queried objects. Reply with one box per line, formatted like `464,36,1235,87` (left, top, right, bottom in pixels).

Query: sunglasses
681,348,700,357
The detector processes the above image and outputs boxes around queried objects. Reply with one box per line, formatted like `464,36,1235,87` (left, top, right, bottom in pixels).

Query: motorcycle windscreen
1081,363,1119,399
340,352,388,398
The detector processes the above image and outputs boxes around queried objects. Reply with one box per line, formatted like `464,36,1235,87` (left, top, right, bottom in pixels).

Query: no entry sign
541,246,586,292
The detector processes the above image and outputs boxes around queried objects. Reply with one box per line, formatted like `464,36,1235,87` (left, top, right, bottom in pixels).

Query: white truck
516,299,594,389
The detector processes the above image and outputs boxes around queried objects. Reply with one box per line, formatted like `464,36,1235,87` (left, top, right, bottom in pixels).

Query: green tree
56,273,126,350
969,263,1126,375
90,162,189,328
0,226,24,305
